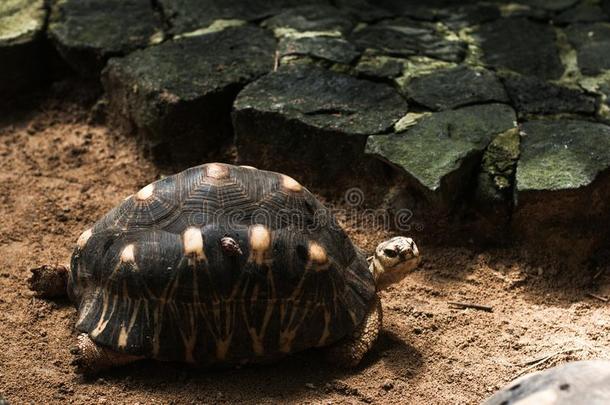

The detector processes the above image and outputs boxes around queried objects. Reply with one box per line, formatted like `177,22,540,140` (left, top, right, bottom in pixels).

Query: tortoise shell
69,163,375,364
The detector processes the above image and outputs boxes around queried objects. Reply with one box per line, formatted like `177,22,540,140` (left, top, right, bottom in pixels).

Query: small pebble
382,379,394,391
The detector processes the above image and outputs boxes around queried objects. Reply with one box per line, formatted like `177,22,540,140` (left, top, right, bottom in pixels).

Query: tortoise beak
399,241,418,260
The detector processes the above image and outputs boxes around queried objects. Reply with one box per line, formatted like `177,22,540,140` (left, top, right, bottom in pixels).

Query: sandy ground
1,86,610,405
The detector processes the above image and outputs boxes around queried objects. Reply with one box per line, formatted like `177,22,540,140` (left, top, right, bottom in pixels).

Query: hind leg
71,334,143,375
28,264,69,298
325,295,382,367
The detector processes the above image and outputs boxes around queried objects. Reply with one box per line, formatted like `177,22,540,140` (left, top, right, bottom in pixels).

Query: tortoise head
371,236,420,290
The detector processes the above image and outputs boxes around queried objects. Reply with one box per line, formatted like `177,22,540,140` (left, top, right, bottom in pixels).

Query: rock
604,0,610,17
332,0,393,22
366,103,517,205
233,64,407,185
350,17,467,63
518,0,579,11
48,0,163,77
103,25,275,164
382,379,395,391
555,4,609,24
484,361,610,405
436,3,501,30
0,0,47,94
514,119,610,264
369,0,499,27
477,18,564,80
476,127,520,204
372,0,456,20
355,54,405,80
565,23,610,76
501,73,597,115
517,120,610,192
278,36,359,66
262,5,355,35
472,128,521,240
49,0,163,77
159,0,328,35
599,82,610,120
404,66,508,111
235,64,407,135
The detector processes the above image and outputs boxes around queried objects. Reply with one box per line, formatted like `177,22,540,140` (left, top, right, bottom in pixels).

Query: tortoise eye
383,248,398,258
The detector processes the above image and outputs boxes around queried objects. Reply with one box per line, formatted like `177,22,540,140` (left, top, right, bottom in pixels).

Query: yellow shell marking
308,241,329,271
135,183,154,201
279,329,297,353
77,228,92,249
118,327,129,348
249,225,271,265
183,227,205,260
120,244,136,263
117,299,141,349
206,163,229,179
317,308,331,346
281,174,302,192
216,338,231,360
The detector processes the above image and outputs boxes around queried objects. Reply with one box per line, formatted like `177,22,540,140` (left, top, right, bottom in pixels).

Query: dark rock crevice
150,0,173,38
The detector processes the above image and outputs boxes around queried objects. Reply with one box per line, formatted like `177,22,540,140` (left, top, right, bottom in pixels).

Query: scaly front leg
71,334,144,374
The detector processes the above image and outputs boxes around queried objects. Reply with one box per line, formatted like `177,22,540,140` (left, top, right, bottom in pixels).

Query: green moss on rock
512,119,610,266
404,66,508,111
517,120,610,192
0,0,46,94
476,18,564,80
0,0,45,44
476,127,520,203
366,104,517,203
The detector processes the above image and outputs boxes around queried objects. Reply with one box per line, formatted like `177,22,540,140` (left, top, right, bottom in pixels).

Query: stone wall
3,0,610,265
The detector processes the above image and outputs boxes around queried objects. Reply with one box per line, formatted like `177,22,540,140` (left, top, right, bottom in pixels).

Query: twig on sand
514,348,582,379
447,301,493,312
587,292,608,302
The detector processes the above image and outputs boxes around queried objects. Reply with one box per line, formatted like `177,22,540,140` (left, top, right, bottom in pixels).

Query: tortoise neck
369,257,385,290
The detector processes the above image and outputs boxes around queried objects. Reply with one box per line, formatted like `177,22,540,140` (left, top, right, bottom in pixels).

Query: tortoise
484,360,610,405
29,163,420,374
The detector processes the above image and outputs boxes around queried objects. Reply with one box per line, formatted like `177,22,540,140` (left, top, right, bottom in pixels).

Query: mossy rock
366,103,517,206
0,0,46,94
103,25,275,164
513,119,610,265
233,64,407,186
49,0,163,77
476,18,564,80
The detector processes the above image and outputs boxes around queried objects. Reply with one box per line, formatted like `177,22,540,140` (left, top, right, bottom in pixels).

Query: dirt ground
1,86,610,405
